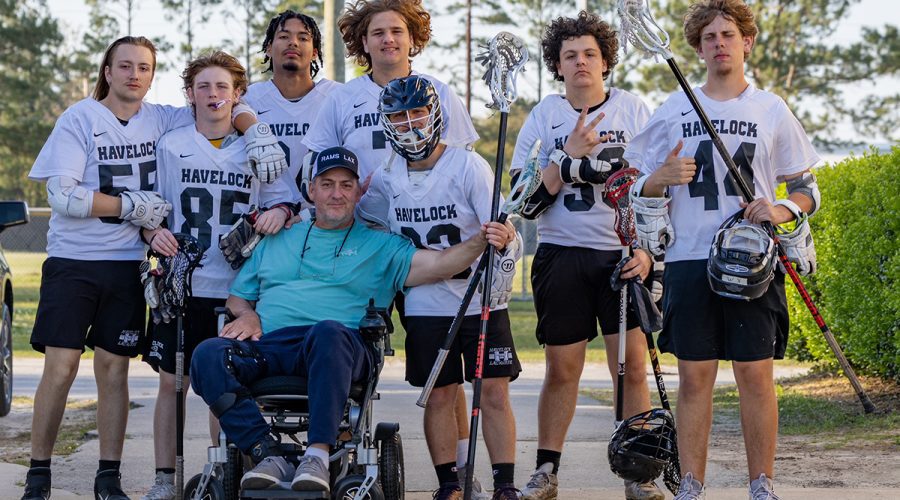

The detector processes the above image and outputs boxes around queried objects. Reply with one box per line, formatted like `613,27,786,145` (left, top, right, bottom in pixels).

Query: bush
785,146,900,380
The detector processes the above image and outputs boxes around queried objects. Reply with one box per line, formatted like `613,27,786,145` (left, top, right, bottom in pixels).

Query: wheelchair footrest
241,486,329,498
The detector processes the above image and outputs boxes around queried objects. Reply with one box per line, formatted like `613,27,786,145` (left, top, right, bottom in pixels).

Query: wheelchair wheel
223,445,243,500
185,473,226,500
333,474,385,500
378,433,404,500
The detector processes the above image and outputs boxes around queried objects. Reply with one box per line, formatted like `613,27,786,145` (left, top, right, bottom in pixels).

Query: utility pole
465,0,472,111
324,0,346,82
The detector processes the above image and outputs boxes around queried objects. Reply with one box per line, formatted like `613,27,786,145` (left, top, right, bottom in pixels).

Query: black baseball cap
314,146,359,178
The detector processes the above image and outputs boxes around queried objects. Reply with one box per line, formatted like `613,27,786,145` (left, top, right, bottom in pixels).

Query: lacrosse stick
417,140,542,408
605,167,682,493
243,174,263,256
464,31,528,500
149,234,206,499
617,0,875,414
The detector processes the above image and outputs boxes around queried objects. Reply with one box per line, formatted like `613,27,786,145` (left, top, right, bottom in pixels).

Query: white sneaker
674,472,706,500
141,471,175,500
241,455,295,489
749,473,780,500
457,466,491,500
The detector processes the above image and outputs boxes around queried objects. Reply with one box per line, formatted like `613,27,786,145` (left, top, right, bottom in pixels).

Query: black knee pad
209,387,252,418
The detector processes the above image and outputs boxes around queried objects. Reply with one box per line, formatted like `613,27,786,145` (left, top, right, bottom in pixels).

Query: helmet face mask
707,211,776,301
608,408,678,484
379,76,444,163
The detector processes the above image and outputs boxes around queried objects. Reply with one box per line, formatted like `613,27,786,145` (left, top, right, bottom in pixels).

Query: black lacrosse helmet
608,408,678,486
707,209,776,301
378,76,444,162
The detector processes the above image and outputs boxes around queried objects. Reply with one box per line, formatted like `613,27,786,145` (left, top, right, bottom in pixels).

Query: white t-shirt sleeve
624,104,672,177
302,92,341,153
29,109,90,182
154,104,195,133
771,98,820,178
467,156,497,223
258,176,294,207
509,108,544,175
439,85,478,147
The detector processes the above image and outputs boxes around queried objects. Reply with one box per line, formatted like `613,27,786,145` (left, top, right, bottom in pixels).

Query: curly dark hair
261,10,324,77
541,10,618,82
338,0,432,73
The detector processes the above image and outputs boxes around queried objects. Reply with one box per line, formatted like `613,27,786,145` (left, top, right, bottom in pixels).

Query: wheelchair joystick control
359,298,387,343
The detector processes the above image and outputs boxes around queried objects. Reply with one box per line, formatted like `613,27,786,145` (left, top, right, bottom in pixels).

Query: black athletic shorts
31,257,145,356
531,243,640,346
405,309,521,387
659,259,789,361
143,296,226,374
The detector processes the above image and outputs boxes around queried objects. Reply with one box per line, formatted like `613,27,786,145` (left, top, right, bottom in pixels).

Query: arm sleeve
29,110,90,181
772,98,820,178
302,92,342,152
509,108,545,176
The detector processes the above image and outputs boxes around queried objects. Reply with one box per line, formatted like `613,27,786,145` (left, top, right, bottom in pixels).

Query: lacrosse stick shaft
645,331,671,411
464,110,510,500
417,214,509,408
615,248,628,423
175,312,185,499
659,57,875,414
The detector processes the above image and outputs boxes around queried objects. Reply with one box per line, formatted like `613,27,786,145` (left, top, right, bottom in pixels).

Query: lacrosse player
242,10,341,204
358,76,522,500
508,12,661,500
23,35,282,500
624,1,820,499
138,51,292,500
303,1,488,492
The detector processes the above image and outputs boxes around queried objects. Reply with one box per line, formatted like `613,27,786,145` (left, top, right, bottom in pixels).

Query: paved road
4,357,893,499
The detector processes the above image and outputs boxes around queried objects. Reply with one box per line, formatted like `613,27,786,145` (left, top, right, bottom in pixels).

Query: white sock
304,447,330,469
456,439,469,468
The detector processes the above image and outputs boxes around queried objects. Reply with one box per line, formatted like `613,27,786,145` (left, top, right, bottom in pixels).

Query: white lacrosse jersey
243,78,341,202
510,89,651,251
156,126,292,299
624,84,820,263
359,146,507,316
29,98,193,261
302,72,478,181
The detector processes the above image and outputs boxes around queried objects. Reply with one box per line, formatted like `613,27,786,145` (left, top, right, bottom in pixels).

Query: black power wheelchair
185,301,405,500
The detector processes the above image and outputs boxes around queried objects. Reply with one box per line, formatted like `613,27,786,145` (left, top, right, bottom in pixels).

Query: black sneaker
94,470,130,500
21,468,51,500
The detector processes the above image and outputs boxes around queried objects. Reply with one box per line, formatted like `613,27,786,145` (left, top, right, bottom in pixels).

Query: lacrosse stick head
617,0,673,59
608,408,678,487
604,168,641,246
475,31,528,113
502,140,543,216
707,209,776,301
160,233,206,309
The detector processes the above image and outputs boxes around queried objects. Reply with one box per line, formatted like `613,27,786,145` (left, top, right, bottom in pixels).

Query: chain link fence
0,207,49,253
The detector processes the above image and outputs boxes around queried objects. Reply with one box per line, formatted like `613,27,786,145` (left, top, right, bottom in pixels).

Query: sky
45,0,898,149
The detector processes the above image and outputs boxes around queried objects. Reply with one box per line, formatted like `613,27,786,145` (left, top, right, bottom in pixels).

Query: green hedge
784,146,900,381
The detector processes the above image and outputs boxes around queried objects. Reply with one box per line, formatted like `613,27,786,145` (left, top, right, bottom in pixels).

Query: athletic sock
456,439,469,468
536,449,561,475
29,458,51,472
156,467,175,475
435,462,459,487
491,463,515,489
97,460,121,477
304,447,330,469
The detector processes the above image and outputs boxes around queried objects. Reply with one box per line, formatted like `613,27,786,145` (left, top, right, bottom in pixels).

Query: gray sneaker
520,463,558,500
674,472,706,500
457,466,491,500
749,473,780,500
625,479,665,500
141,471,175,500
291,455,330,492
241,456,294,489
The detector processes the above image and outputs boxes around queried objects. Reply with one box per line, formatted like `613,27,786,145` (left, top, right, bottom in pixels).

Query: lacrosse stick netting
475,31,529,113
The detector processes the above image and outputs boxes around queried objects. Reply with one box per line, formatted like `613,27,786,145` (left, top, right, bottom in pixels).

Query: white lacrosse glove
244,123,286,184
139,259,160,309
120,190,171,230
649,258,665,304
478,232,522,308
775,199,817,276
299,150,317,203
629,175,674,257
551,149,613,185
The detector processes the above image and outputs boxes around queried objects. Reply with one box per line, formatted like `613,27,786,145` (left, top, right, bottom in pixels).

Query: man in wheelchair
190,146,516,496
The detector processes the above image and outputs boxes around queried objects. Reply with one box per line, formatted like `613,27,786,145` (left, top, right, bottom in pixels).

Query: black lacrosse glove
610,256,663,335
219,209,261,270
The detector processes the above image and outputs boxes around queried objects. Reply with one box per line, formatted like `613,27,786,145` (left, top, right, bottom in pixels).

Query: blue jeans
191,320,372,452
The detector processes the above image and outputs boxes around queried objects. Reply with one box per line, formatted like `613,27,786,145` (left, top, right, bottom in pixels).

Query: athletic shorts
143,296,226,374
404,309,521,388
31,257,145,357
531,243,640,346
659,259,789,361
